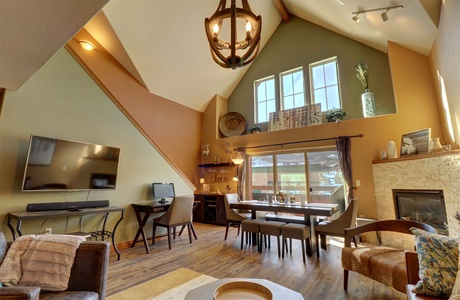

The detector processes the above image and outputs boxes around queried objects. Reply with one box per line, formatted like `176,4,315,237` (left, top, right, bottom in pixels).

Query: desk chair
153,195,194,250
178,200,200,239
224,193,250,240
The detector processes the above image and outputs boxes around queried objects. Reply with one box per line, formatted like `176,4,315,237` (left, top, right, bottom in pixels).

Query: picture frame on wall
400,128,431,156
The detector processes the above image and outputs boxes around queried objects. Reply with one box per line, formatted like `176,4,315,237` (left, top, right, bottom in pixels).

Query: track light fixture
352,5,403,23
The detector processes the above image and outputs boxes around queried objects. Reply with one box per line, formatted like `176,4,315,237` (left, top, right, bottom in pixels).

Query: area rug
107,268,217,300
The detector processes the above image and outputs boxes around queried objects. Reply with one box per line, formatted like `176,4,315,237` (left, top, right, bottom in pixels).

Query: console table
7,206,125,260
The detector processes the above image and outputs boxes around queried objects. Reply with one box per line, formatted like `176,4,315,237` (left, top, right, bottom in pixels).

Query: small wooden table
131,201,171,253
131,200,201,254
230,201,339,256
185,278,304,300
7,206,125,260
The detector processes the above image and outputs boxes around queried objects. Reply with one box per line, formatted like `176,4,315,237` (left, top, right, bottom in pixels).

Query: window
280,68,305,110
254,76,276,123
309,57,341,112
249,149,345,211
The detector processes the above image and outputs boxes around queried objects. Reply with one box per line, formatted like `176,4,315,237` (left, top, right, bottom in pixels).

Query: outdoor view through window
249,150,346,213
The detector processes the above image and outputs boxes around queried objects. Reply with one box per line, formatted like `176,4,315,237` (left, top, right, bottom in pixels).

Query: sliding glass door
248,148,345,212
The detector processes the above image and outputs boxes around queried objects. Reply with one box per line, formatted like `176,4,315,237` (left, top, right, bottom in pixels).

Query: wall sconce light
79,40,95,51
232,150,245,165
204,0,262,69
352,5,403,23
200,175,205,184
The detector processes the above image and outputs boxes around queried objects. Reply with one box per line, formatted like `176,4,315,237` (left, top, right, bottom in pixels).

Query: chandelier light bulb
213,23,220,34
246,21,252,32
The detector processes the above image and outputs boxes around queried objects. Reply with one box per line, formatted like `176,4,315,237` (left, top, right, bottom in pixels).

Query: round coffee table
184,278,304,300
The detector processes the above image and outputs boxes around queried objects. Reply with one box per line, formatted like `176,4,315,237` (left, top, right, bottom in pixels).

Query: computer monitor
152,183,175,201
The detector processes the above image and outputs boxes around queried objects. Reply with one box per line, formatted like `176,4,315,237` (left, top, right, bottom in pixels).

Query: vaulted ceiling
0,0,440,112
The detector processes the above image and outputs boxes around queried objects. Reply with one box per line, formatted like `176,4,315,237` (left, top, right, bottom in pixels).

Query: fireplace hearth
393,189,448,235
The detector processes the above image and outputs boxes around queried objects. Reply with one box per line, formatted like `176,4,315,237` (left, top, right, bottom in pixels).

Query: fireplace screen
393,189,448,235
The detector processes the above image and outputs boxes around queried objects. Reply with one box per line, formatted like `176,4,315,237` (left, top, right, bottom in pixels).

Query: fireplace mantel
372,150,460,245
372,149,460,164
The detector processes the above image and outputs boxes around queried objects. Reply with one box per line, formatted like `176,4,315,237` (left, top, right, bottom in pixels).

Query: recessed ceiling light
79,40,95,51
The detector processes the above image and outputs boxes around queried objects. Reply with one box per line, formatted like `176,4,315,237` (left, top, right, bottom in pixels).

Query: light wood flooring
107,222,405,300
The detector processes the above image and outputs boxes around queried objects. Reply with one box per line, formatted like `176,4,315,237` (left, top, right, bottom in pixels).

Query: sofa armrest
0,286,40,300
343,220,436,247
67,241,110,299
405,250,420,285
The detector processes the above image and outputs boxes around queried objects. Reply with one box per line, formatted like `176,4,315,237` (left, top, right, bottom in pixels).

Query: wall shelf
199,163,234,168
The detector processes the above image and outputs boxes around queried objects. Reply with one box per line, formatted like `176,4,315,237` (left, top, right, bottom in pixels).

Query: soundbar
26,200,110,212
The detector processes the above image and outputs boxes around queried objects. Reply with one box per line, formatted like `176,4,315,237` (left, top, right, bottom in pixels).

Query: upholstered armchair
0,234,110,300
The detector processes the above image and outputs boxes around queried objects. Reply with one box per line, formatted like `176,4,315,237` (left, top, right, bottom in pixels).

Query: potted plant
325,108,346,123
355,60,375,118
355,60,369,91
249,125,261,134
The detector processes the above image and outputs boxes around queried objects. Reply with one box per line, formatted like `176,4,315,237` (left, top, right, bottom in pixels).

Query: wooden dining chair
224,193,250,240
153,195,194,250
314,199,359,257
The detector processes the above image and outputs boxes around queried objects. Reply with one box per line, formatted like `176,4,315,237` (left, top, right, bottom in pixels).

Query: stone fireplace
372,151,460,247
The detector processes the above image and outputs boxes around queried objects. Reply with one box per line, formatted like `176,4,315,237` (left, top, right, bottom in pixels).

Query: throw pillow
449,243,460,300
0,232,6,264
411,228,459,297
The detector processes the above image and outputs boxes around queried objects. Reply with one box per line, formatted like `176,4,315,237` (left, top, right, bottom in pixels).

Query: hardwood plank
107,223,405,299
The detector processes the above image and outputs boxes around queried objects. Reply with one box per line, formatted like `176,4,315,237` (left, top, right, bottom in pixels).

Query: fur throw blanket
0,234,85,291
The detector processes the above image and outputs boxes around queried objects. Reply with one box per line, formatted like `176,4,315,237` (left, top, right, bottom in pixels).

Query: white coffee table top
184,278,304,300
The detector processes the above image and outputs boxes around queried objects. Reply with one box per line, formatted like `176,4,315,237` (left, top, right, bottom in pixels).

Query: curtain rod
235,134,364,151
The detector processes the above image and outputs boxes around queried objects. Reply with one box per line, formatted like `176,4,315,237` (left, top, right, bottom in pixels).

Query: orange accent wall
66,29,202,187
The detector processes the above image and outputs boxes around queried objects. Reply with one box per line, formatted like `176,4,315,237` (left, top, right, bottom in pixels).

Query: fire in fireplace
393,189,448,235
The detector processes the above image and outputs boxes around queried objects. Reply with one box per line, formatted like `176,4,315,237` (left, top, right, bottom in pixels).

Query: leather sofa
0,239,110,300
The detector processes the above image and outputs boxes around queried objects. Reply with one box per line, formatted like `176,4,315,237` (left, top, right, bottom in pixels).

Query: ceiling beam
272,0,290,23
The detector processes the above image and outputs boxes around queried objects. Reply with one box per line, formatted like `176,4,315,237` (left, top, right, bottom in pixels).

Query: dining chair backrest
224,193,246,221
157,195,194,225
334,198,359,229
316,199,359,235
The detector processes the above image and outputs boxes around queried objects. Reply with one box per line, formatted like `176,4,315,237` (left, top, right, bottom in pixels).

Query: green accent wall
0,48,193,242
228,16,396,131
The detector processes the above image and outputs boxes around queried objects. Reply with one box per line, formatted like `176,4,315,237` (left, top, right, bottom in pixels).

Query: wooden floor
107,223,405,300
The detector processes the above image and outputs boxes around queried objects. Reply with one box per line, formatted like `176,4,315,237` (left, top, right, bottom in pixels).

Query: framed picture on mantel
400,128,431,156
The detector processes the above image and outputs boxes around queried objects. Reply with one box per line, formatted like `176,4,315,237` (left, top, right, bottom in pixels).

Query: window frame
254,75,276,124
308,56,342,112
279,67,306,111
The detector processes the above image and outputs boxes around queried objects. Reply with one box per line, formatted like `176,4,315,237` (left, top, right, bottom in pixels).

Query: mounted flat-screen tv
21,135,120,192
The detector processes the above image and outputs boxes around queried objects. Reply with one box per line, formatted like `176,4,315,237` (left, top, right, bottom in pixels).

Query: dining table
230,200,339,256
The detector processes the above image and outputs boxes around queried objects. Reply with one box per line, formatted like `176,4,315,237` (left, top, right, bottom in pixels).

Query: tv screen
22,135,120,192
152,183,175,200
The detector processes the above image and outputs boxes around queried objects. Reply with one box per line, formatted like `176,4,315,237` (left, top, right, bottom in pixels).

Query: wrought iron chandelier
205,0,262,69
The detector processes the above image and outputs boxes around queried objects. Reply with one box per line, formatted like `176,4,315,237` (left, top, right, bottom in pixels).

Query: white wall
0,48,193,243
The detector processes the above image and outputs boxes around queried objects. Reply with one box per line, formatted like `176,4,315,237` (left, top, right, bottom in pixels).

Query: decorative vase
361,89,376,118
388,140,397,159
430,137,442,153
